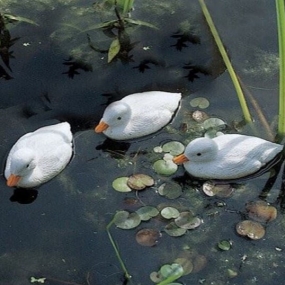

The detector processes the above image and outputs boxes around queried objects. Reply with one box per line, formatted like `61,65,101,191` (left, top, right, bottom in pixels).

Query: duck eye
26,164,30,168
117,117,122,120
196,153,201,156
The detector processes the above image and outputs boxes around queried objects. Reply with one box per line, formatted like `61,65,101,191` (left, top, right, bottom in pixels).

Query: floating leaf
136,228,161,246
108,38,120,63
161,207,180,219
174,211,201,229
124,18,159,29
246,201,277,223
192,255,207,273
218,240,232,251
112,177,132,192
153,160,178,176
158,182,183,199
190,97,210,109
114,211,141,229
164,222,187,237
153,146,163,153
174,257,193,276
236,220,265,240
162,141,185,156
160,263,184,279
127,174,154,190
30,277,46,283
136,206,159,221
150,271,163,283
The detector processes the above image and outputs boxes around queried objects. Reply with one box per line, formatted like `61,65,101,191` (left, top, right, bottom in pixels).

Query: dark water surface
0,1,284,285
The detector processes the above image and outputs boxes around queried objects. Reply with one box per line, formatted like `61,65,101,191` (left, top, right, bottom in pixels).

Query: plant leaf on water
108,37,121,63
161,207,180,219
136,206,159,221
114,210,141,229
112,177,132,192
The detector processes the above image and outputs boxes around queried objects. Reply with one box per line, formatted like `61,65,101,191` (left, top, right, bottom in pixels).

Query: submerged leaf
160,263,184,279
4,14,39,26
136,228,161,246
246,201,277,223
164,222,187,237
174,257,193,276
114,211,141,229
108,38,121,63
158,182,183,199
175,211,201,229
190,97,209,109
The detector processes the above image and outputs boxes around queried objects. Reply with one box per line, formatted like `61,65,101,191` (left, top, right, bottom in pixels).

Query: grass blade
276,0,285,136
198,0,252,123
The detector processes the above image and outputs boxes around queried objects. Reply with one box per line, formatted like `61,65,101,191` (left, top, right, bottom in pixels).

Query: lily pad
136,228,161,246
174,211,201,229
202,118,226,131
246,201,277,223
136,206,159,221
127,174,154,190
218,240,232,251
236,220,265,240
158,182,183,199
164,222,187,237
153,159,178,176
108,37,120,63
112,177,132,192
160,263,184,279
114,210,141,229
190,97,210,109
161,207,180,219
162,141,185,156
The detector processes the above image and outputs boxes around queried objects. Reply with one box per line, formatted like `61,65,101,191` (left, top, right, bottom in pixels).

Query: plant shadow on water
0,0,285,285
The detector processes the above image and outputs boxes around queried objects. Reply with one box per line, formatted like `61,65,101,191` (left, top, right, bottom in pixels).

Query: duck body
173,134,283,180
5,122,73,188
95,91,181,140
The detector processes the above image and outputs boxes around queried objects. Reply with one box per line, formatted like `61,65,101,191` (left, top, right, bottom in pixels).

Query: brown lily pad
127,174,154,190
246,201,277,223
136,228,162,246
236,220,265,240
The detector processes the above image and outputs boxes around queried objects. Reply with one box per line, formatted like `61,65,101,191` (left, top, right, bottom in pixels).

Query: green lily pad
164,222,187,237
161,207,180,219
153,146,163,153
160,263,184,279
174,211,201,229
114,211,141,229
127,174,154,190
190,97,210,109
136,206,159,221
153,160,178,176
202,118,226,130
112,177,132,192
218,240,232,251
158,182,183,199
162,141,185,156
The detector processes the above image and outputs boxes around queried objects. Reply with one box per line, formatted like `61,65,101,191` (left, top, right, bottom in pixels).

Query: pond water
0,0,285,285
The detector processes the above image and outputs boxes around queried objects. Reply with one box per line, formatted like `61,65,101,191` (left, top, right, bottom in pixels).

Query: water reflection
10,188,38,204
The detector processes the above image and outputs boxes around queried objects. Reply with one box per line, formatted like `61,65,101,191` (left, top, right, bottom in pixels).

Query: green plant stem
106,217,132,280
276,0,285,136
199,0,252,123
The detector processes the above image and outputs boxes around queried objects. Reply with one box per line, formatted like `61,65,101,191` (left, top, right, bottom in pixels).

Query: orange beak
95,121,109,133
172,154,189,164
7,174,21,187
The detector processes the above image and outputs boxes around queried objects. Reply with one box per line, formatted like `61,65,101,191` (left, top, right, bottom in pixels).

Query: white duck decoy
4,122,73,188
95,91,181,140
173,134,283,180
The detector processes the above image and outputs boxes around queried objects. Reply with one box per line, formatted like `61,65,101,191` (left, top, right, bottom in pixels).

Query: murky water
0,1,284,285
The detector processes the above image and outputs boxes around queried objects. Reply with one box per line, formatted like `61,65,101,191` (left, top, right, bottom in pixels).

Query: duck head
173,137,219,164
6,149,36,187
95,101,131,133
